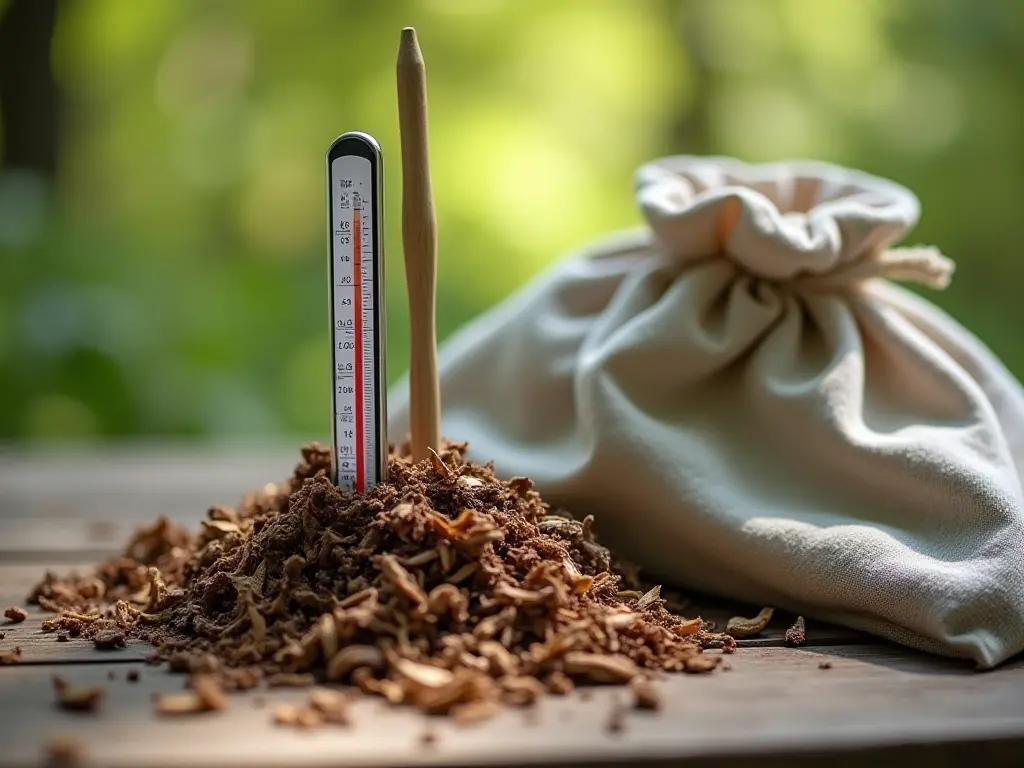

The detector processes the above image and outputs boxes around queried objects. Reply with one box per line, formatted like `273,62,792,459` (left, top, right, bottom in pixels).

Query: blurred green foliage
1,0,1022,442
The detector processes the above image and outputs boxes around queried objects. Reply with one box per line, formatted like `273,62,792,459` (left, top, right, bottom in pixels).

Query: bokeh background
1,0,1022,443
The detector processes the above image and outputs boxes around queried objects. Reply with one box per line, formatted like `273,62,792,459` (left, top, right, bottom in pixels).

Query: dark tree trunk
0,0,60,177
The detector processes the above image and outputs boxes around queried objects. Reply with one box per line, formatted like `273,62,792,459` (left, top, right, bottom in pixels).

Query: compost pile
29,442,728,720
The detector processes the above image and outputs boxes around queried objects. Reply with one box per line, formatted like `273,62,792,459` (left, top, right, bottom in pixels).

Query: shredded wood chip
52,676,103,712
201,520,240,538
43,733,85,766
309,688,350,725
192,674,228,710
636,586,662,611
428,448,456,482
145,567,168,612
683,654,721,674
785,616,807,647
246,598,266,645
564,653,639,683
394,658,455,689
154,676,226,715
4,606,27,623
327,645,385,681
604,613,638,630
396,549,439,567
631,679,662,711
153,692,205,715
446,562,478,585
92,629,126,650
725,607,774,639
675,617,704,636
378,554,428,608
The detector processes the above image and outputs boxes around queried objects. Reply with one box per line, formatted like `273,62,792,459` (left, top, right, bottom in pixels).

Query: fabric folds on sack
389,156,1024,667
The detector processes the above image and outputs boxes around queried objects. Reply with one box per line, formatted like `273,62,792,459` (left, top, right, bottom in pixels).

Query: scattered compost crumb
725,607,774,639
606,697,627,734
56,633,69,643
154,675,227,715
28,442,731,723
0,631,5,640
785,616,807,647
43,733,85,767
818,660,832,670
53,676,104,712
271,688,348,731
127,669,140,682
683,654,720,673
721,662,733,672
309,687,350,724
93,628,126,650
4,606,27,623
630,679,662,711
0,646,22,665
420,725,438,746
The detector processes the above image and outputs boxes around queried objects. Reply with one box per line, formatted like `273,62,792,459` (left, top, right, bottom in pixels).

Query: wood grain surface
0,646,1018,768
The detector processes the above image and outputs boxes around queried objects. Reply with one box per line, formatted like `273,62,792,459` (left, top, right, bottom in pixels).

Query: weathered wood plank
0,615,151,665
0,646,1019,767
0,566,149,664
0,443,298,521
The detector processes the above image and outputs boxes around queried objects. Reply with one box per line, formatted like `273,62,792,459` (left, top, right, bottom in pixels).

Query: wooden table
1,446,1023,768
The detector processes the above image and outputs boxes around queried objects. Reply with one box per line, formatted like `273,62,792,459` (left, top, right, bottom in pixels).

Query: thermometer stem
327,131,386,492
352,205,365,490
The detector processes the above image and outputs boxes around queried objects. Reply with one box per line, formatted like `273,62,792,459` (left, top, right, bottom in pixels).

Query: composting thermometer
327,132,387,492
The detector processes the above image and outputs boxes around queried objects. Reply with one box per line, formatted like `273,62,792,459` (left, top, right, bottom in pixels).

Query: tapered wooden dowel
397,27,441,463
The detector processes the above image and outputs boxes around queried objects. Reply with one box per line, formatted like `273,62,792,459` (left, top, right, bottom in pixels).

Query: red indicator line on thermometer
353,202,365,493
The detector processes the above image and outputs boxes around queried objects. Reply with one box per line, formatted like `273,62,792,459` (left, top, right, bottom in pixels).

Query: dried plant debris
43,733,85,767
606,697,628,734
29,442,731,722
725,607,774,639
153,675,227,716
93,628,126,650
52,676,104,712
4,606,28,623
274,687,352,731
785,616,807,647
630,679,662,711
0,646,22,665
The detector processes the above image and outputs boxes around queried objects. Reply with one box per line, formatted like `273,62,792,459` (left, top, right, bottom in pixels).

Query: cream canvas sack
389,156,1024,668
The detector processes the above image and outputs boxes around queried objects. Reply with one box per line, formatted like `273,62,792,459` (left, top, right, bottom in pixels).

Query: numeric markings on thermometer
330,151,382,492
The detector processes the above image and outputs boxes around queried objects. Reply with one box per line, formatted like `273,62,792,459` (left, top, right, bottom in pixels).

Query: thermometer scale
327,132,387,491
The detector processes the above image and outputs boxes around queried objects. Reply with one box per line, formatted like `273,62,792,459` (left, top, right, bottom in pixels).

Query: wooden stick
397,27,441,463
